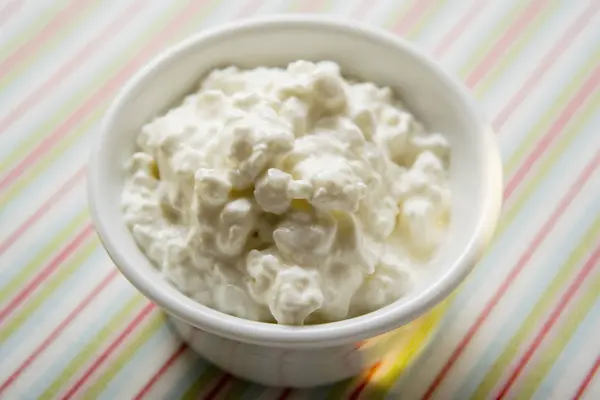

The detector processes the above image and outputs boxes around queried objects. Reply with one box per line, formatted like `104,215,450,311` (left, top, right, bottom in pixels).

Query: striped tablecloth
1,0,599,398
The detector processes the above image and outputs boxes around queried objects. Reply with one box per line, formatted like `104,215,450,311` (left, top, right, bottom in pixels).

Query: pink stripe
0,224,94,324
434,0,489,57
493,2,600,130
0,0,23,26
0,0,93,79
465,0,548,88
61,302,156,400
2,2,263,396
130,3,371,393
350,0,376,20
504,63,600,200
0,0,210,192
348,362,381,400
0,167,85,256
0,270,119,395
349,53,600,400
349,1,505,391
277,388,292,400
0,1,146,134
495,244,600,398
204,373,232,400
572,355,600,400
123,2,274,394
392,0,432,36
0,6,215,384
422,149,600,400
132,343,187,400
232,0,264,19
2,1,584,398
297,0,325,14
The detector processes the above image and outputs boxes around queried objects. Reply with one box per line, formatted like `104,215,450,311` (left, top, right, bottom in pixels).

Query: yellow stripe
0,107,102,208
362,302,449,400
322,4,537,397
0,209,89,303
5,1,251,396
40,294,146,399
457,1,529,77
82,313,166,398
323,302,447,400
0,0,190,174
0,0,71,62
441,68,600,393
398,30,600,400
367,6,597,398
515,272,600,399
224,380,251,400
325,373,356,399
470,216,600,399
0,238,99,343
473,1,560,96
3,0,227,392
405,0,448,40
0,0,218,206
382,0,418,29
504,47,600,175
0,0,105,90
181,366,221,399
498,86,600,235
324,7,596,396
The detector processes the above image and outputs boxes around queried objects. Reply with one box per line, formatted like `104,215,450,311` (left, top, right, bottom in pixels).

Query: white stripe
0,1,171,153
391,119,600,397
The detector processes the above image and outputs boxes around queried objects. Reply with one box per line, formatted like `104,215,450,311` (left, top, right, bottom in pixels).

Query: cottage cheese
122,61,451,325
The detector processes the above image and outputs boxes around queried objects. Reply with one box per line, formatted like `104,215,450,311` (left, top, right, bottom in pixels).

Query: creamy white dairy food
122,61,451,325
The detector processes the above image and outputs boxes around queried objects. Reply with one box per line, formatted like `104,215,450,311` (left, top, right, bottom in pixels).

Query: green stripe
457,1,529,77
448,71,600,354
325,376,356,399
364,302,449,399
0,209,89,303
40,294,146,399
223,381,250,400
0,0,189,173
82,313,166,398
422,57,600,396
319,7,463,399
0,239,99,343
0,106,103,208
423,33,600,400
498,89,600,236
2,0,238,394
382,0,418,29
322,8,537,398
504,48,600,175
473,1,560,95
0,1,223,207
181,366,222,400
515,272,600,399
291,0,331,13
0,0,105,90
470,216,600,399
405,0,447,40
0,0,222,189
0,0,71,62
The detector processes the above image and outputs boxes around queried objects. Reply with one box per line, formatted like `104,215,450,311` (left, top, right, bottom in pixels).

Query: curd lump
122,61,451,325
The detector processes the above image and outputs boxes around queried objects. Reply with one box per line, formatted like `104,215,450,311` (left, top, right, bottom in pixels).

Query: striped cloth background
1,0,599,398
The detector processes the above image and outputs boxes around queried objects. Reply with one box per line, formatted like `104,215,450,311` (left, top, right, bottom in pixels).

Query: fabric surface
1,0,599,398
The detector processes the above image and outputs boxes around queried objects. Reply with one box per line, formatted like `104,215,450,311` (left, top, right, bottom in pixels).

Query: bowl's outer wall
89,17,503,349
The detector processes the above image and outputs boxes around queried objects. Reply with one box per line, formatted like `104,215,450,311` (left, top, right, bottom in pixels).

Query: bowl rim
88,15,503,347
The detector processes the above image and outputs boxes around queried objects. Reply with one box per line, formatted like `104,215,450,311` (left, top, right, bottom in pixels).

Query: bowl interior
90,18,501,347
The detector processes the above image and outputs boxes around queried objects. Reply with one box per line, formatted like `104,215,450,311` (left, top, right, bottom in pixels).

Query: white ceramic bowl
88,16,502,387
